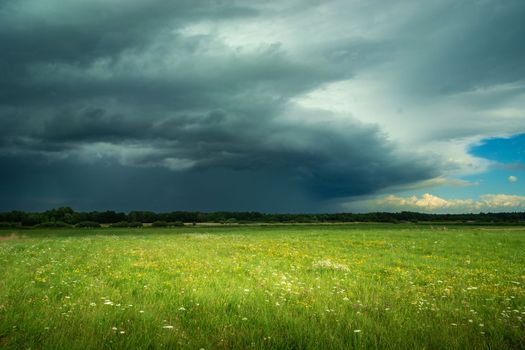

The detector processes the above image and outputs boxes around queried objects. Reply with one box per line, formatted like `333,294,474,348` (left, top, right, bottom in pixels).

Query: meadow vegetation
0,224,524,349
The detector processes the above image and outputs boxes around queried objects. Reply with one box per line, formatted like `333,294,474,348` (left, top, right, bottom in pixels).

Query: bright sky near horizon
1,0,524,213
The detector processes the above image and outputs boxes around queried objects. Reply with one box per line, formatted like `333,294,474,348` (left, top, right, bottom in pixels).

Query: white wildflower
312,259,350,272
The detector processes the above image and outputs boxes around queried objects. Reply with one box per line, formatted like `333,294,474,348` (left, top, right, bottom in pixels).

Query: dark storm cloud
2,0,521,211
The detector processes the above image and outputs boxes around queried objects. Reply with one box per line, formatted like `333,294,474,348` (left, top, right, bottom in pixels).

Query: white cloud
480,194,525,208
376,193,474,211
344,193,525,213
508,175,518,183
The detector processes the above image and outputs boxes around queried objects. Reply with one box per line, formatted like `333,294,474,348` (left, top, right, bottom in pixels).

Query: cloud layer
1,0,524,211
345,193,525,213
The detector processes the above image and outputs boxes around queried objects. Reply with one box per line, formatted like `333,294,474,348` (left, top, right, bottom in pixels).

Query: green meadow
0,225,524,349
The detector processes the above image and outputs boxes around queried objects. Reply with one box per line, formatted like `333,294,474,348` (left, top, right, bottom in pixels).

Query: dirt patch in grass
0,233,21,242
478,227,525,231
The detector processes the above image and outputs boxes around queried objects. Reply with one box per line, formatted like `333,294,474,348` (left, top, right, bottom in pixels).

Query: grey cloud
394,1,525,95
0,1,260,108
292,1,525,96
40,108,150,142
320,38,397,72
1,0,257,64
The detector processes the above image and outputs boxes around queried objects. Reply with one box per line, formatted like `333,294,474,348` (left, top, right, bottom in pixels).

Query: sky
1,0,524,213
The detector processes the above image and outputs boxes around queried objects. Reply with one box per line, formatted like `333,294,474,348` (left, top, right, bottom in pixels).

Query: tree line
0,207,524,227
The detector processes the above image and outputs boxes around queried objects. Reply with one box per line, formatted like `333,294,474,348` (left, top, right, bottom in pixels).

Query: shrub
110,221,129,228
21,215,44,227
152,221,168,227
75,221,101,228
36,221,72,228
0,222,20,229
168,221,185,227
128,221,143,228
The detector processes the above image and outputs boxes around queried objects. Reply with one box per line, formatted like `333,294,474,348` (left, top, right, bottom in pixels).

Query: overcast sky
1,0,524,213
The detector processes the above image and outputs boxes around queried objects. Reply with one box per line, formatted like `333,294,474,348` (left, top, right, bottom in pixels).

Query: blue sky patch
469,133,525,163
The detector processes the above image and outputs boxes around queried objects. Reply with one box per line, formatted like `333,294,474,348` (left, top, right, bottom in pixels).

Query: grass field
1,224,524,349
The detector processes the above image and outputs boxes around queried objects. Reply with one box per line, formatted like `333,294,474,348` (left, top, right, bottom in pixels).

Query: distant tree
44,207,74,222
0,211,26,223
1,208,525,227
97,211,127,223
129,211,157,223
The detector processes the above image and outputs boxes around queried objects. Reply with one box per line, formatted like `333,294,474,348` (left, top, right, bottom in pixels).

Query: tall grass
1,224,524,349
